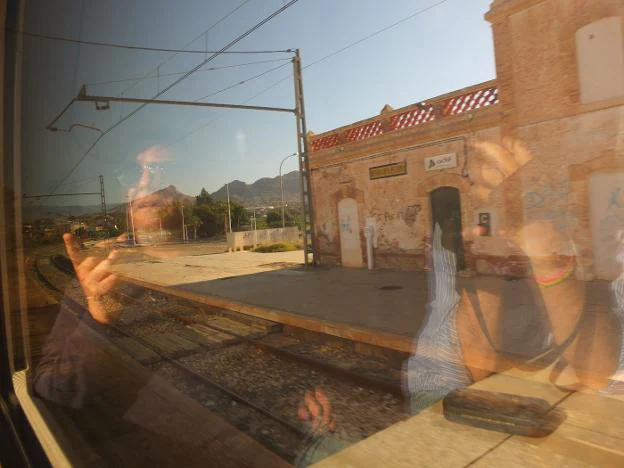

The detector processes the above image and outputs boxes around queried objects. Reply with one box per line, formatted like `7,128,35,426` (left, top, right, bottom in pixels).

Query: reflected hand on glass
469,136,533,205
298,388,336,435
63,233,119,324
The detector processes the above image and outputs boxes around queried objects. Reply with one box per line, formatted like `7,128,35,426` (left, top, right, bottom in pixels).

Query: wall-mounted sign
369,160,407,180
424,153,457,172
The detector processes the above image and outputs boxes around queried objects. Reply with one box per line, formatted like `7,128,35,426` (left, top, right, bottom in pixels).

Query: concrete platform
112,250,427,352
313,362,624,467
112,250,613,355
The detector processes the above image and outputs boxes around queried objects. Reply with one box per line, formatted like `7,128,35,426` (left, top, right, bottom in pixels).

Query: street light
125,195,137,247
279,152,298,228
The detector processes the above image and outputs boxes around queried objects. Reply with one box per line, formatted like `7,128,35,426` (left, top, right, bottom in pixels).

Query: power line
46,0,301,197
13,28,293,55
162,69,294,151
161,0,450,150
303,0,449,69
195,61,291,101
86,58,291,87
57,176,101,188
121,0,253,96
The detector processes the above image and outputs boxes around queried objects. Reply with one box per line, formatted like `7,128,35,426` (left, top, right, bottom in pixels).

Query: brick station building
307,0,624,280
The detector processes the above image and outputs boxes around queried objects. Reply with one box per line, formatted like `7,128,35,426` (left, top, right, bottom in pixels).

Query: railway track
33,252,408,464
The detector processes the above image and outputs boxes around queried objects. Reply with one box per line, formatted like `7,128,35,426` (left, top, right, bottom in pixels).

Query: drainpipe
364,217,377,270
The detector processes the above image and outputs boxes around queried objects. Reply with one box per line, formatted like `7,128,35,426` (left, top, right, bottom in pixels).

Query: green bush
253,242,302,253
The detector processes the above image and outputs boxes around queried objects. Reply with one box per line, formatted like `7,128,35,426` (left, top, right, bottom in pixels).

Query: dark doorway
430,187,465,270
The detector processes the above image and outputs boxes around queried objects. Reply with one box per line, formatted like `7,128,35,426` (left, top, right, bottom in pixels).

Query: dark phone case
442,388,566,437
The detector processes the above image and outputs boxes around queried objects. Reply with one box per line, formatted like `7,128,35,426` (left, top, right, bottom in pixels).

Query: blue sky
21,0,495,205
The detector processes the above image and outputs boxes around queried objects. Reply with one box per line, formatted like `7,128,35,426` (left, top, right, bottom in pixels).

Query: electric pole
226,183,232,233
293,49,316,266
181,204,186,241
129,197,136,246
99,174,107,217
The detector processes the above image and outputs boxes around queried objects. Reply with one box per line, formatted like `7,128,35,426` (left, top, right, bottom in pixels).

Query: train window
5,0,624,467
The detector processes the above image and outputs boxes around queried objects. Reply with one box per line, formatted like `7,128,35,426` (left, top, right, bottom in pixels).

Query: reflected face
125,146,173,238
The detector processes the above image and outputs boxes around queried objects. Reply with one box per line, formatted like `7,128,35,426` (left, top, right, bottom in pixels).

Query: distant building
308,0,624,280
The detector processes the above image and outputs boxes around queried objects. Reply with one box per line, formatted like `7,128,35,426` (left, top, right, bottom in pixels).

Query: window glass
13,1,624,467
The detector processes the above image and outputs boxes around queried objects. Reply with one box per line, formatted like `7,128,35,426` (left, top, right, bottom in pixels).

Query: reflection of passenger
32,147,208,462
295,388,340,467
33,147,170,410
405,137,624,415
33,146,337,466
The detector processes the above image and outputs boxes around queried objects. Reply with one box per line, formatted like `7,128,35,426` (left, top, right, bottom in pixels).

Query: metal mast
99,174,107,216
292,49,317,266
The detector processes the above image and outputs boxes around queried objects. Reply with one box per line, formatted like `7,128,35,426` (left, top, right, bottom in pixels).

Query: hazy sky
21,0,495,205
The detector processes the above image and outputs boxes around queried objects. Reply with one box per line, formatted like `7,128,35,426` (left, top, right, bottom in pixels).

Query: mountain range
23,171,302,221
210,170,301,207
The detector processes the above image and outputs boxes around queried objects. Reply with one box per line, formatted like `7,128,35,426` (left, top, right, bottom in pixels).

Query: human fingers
93,273,117,296
84,257,115,285
502,136,533,166
314,388,334,431
304,390,322,432
298,405,310,421
63,233,83,267
470,162,505,189
75,256,98,282
471,183,492,204
472,140,519,178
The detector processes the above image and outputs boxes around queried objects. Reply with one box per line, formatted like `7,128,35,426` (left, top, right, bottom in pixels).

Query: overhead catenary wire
85,58,292,87
56,176,101,188
121,0,252,96
303,0,449,69
194,60,291,101
45,0,301,198
12,28,294,55
162,0,450,150
161,69,295,152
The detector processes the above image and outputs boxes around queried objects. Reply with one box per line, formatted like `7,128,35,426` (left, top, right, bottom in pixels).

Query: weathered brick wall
310,121,511,271
487,0,624,128
487,0,624,279
308,0,624,278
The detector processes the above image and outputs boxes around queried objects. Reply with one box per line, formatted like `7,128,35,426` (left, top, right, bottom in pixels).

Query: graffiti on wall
590,173,624,280
370,204,422,251
404,204,422,226
523,176,574,232
340,215,353,234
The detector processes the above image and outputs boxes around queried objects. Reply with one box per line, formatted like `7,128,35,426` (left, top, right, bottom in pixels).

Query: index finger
314,388,333,430
472,140,519,178
63,233,82,266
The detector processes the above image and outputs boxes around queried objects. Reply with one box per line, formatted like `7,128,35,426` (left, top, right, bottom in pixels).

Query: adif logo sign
424,153,457,172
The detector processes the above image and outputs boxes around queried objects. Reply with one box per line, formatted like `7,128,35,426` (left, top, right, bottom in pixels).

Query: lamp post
181,204,187,241
127,196,136,247
279,152,297,228
226,182,232,233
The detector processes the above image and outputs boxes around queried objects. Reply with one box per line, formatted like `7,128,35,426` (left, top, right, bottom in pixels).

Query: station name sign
424,152,457,172
369,160,407,180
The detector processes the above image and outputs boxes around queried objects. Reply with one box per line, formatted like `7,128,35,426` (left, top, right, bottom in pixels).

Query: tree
192,188,249,237
189,215,202,240
192,204,222,237
266,209,292,228
196,188,213,206
230,202,249,230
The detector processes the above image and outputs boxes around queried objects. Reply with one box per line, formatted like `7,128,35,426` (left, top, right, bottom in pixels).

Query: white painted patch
338,198,363,268
576,17,624,104
590,172,624,280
